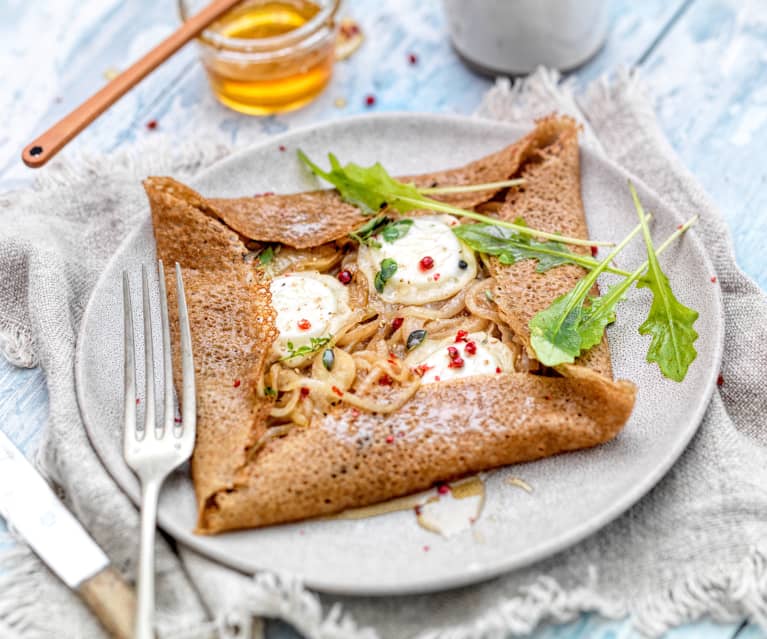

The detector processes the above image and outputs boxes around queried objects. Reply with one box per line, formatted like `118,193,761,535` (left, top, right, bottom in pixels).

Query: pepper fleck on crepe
144,116,636,534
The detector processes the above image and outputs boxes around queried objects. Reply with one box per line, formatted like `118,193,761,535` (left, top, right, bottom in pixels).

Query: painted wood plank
264,616,750,639
0,357,48,548
0,0,196,190
0,0,688,194
0,1,759,637
574,0,690,84
122,0,689,143
735,623,767,639
639,0,767,289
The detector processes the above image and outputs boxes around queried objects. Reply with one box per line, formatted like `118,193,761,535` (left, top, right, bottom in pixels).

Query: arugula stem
393,194,614,247
560,253,632,278
418,179,525,195
573,214,697,278
548,218,648,334
592,215,699,309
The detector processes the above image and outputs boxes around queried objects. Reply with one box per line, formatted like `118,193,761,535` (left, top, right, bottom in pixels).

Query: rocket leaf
297,150,611,248
297,150,422,215
452,222,628,275
529,221,645,366
631,184,699,381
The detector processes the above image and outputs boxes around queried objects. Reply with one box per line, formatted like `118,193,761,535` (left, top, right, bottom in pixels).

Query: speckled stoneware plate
76,114,724,596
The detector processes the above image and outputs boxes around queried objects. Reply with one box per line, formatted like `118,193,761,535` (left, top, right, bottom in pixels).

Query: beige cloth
1,69,766,639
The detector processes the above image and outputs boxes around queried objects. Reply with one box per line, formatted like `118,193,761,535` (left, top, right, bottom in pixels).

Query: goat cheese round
406,331,515,384
357,214,477,304
269,272,353,366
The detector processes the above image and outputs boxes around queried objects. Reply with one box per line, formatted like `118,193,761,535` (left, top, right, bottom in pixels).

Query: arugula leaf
298,149,611,248
453,222,623,274
577,281,627,352
630,184,699,382
298,150,422,215
349,215,390,247
382,219,413,243
557,212,699,368
529,290,588,365
280,336,333,361
529,184,699,379
529,221,646,366
374,258,398,293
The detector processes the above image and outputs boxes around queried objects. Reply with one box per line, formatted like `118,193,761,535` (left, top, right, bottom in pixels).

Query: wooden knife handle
78,566,137,639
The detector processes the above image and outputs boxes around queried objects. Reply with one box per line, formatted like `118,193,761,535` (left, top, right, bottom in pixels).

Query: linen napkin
1,68,766,639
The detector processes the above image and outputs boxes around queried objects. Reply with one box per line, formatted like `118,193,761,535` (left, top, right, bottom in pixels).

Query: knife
0,429,135,639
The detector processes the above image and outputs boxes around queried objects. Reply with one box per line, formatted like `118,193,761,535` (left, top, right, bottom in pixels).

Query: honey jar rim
178,0,340,53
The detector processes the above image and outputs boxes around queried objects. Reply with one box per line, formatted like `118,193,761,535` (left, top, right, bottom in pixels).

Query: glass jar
442,0,608,75
179,0,340,115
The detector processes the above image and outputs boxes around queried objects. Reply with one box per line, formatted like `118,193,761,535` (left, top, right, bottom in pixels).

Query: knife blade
0,429,135,638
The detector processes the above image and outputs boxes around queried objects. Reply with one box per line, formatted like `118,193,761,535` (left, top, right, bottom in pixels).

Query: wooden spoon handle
22,0,243,169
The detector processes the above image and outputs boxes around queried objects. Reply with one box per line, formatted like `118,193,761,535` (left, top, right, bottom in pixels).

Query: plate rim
75,111,725,595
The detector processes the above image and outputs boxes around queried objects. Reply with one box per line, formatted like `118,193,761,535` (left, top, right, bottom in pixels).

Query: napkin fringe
474,67,604,152
415,568,625,639
0,134,231,372
4,68,766,639
0,324,37,368
475,68,578,124
0,542,68,639
223,546,767,639
230,572,378,639
632,543,767,636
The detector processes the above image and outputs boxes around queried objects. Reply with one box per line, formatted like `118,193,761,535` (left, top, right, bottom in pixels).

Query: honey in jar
180,0,339,115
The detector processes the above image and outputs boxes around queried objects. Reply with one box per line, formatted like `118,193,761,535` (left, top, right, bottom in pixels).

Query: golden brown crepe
145,115,636,534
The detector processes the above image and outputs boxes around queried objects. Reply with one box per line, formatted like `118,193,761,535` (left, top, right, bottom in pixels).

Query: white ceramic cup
442,0,608,75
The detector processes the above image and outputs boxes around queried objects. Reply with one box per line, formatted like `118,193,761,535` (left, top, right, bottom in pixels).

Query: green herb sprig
381,219,413,242
348,216,414,248
374,258,398,293
258,245,277,265
280,336,332,361
348,215,390,247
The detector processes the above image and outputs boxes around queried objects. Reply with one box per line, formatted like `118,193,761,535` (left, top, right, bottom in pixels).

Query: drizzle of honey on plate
324,476,486,538
202,0,335,115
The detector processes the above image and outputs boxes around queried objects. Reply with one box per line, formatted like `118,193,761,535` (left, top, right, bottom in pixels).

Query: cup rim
178,0,340,52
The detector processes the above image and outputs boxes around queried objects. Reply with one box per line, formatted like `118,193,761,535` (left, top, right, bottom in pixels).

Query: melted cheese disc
269,272,353,366
357,214,477,304
406,331,515,384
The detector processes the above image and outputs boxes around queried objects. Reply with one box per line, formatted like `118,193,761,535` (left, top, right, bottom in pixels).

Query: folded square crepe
144,116,636,534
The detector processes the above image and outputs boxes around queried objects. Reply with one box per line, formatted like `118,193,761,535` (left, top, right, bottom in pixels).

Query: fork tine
157,260,174,436
175,263,196,443
122,272,138,447
141,265,157,439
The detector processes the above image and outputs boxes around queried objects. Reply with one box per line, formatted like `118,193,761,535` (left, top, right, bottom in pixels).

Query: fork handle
79,566,136,639
135,479,162,639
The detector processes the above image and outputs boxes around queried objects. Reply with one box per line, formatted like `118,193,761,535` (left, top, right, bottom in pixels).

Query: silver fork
122,261,196,639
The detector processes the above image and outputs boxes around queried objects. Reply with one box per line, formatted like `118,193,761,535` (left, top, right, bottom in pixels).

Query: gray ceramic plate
76,114,723,596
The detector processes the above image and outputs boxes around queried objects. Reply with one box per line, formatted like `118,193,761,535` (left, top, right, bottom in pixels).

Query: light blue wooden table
1,1,765,637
